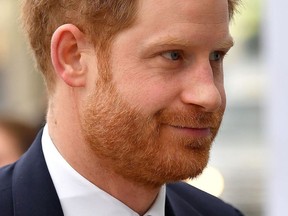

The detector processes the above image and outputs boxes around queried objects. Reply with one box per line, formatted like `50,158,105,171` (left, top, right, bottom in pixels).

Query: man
0,0,244,215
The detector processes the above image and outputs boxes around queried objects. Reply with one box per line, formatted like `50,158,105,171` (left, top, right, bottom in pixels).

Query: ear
51,24,89,87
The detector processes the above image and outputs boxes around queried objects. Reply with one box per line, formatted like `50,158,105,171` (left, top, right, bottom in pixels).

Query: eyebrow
216,37,234,50
143,37,192,50
142,36,235,52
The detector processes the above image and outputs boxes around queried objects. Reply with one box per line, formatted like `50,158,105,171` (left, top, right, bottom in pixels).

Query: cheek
117,79,178,114
219,85,226,109
213,75,225,100
112,66,178,113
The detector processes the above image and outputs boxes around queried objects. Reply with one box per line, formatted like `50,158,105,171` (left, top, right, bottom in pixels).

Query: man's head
22,0,239,94
21,0,239,187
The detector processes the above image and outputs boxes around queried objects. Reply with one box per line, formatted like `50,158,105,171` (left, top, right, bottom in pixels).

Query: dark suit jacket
0,131,244,216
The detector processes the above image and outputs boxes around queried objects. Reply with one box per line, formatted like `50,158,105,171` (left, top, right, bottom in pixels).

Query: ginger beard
80,81,224,188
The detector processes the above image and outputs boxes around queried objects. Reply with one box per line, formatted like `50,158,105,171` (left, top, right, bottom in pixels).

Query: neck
47,94,161,215
84,163,161,215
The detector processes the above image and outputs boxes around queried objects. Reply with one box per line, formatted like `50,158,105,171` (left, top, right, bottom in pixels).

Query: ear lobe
51,24,88,87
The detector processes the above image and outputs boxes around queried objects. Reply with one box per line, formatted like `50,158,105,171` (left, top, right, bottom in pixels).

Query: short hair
21,0,240,94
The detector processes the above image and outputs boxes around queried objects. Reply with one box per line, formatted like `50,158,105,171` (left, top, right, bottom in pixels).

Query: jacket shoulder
0,164,15,215
166,182,244,216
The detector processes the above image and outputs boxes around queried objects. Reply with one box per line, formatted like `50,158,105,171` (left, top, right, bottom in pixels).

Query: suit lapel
12,130,64,216
165,195,176,216
166,185,202,216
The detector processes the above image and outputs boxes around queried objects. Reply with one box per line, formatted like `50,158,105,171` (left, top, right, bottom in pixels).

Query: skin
48,0,233,215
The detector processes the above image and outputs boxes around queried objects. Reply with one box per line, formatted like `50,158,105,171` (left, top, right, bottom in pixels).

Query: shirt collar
42,125,166,216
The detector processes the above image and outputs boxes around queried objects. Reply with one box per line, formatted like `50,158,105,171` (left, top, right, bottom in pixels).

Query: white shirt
42,125,166,216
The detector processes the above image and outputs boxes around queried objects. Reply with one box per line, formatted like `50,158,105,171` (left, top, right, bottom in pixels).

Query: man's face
81,0,232,187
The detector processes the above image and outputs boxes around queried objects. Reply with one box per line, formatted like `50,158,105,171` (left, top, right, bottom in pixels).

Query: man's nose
179,64,223,112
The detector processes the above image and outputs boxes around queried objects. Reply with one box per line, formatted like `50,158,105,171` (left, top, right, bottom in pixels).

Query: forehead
122,0,231,50
136,0,229,25
111,0,231,62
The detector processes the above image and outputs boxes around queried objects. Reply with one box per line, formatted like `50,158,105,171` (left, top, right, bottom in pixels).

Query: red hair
21,0,240,94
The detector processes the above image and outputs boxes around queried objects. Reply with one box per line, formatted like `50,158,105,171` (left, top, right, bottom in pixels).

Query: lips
165,124,212,138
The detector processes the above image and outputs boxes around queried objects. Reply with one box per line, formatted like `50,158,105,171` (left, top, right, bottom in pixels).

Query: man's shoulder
166,181,225,204
0,130,63,216
0,163,16,215
166,182,244,216
0,130,43,215
0,163,15,190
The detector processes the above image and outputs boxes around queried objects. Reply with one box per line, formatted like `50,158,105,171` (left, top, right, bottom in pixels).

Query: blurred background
0,0,287,215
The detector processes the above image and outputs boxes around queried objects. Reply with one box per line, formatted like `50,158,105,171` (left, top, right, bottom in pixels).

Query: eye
209,51,223,61
161,51,182,61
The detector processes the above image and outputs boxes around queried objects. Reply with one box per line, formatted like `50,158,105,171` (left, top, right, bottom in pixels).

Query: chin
120,147,211,189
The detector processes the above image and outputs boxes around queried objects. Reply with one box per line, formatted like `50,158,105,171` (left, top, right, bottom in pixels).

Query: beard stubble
80,80,224,188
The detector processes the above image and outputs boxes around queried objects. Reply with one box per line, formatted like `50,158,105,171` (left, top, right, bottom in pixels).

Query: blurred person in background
0,117,36,167
0,0,244,215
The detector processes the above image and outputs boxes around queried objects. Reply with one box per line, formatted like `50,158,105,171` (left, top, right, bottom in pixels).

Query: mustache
156,109,224,129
